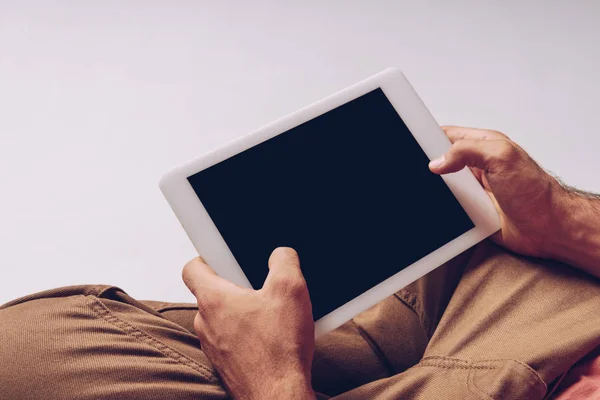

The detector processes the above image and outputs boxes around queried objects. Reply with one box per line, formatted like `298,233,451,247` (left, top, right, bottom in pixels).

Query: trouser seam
392,245,489,341
351,320,397,376
467,368,495,400
85,295,219,384
418,355,548,393
394,290,431,337
418,356,494,370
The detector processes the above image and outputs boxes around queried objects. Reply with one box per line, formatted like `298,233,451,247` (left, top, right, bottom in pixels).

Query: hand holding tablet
160,68,500,338
182,248,316,400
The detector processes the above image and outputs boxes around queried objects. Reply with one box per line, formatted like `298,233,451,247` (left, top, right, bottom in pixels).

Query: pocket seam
86,295,220,384
418,356,547,399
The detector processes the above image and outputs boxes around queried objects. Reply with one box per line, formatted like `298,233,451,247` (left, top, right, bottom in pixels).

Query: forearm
261,377,316,400
545,188,600,277
237,374,315,400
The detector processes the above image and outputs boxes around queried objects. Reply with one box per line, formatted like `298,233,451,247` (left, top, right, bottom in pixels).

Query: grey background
1,1,598,304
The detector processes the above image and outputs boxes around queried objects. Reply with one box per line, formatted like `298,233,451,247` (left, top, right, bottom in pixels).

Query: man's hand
182,247,316,400
429,126,567,259
429,126,600,275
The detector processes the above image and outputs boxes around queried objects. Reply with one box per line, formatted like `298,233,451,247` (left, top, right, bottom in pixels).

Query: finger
263,247,307,295
441,126,508,143
469,166,484,183
182,256,235,297
429,139,517,175
192,312,204,337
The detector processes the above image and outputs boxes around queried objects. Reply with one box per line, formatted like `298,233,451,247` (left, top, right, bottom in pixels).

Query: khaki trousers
2,241,600,399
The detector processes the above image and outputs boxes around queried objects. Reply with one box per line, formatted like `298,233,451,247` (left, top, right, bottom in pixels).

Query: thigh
146,248,473,398
332,241,600,399
142,297,397,397
0,285,385,399
0,247,471,400
427,242,600,389
310,246,473,396
0,285,226,400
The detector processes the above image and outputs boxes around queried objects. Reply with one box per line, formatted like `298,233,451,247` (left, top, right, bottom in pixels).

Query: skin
182,247,316,400
182,126,600,399
430,126,600,274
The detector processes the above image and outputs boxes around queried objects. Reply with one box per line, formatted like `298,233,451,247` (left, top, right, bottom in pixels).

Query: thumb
429,139,516,175
263,247,307,295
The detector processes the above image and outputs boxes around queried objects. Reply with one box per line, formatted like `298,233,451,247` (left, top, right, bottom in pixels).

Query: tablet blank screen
187,88,473,320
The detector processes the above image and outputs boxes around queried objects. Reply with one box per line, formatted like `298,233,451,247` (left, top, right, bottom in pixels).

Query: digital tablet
159,68,500,338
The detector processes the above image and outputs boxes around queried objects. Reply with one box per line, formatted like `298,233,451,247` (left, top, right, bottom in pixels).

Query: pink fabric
555,349,600,399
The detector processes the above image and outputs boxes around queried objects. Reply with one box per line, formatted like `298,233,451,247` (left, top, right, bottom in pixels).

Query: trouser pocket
420,356,547,400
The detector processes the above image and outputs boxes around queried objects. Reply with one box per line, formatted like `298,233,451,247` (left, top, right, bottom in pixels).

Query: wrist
536,183,572,259
543,186,600,272
247,372,315,400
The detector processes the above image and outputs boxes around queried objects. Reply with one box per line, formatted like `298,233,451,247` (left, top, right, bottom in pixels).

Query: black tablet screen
187,88,473,320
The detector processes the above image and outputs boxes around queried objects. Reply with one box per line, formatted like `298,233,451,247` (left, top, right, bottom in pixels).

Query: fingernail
429,155,445,168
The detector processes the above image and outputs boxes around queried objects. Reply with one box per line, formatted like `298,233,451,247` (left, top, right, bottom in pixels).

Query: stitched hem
85,295,219,384
418,359,494,371
467,368,496,400
418,355,548,392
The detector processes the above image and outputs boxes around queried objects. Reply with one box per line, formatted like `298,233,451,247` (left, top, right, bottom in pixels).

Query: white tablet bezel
159,68,500,338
